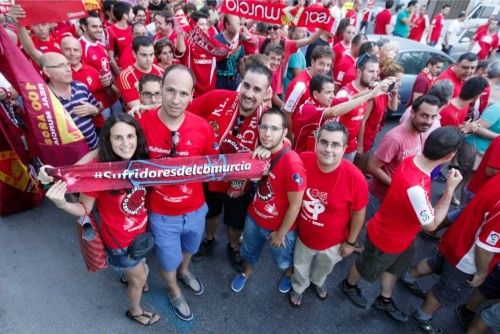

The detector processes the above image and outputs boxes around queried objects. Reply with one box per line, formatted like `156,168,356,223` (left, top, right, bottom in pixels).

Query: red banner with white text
48,153,269,193
220,0,335,32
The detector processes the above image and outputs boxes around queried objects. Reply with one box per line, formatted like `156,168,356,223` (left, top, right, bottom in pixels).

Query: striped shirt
58,81,99,149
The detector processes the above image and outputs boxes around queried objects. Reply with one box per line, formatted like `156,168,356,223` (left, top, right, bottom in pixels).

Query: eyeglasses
318,139,345,150
45,62,71,69
141,91,161,99
231,115,245,136
169,130,180,157
258,124,282,132
267,25,280,31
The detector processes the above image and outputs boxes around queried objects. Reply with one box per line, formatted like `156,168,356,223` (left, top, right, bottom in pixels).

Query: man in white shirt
443,11,466,55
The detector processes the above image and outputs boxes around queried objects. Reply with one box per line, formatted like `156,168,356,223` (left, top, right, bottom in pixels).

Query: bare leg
242,262,253,278
380,271,398,298
178,252,192,276
346,262,362,286
125,262,147,314
204,216,219,240
161,269,181,298
409,258,433,279
421,291,442,316
228,227,242,249
466,289,487,312
467,316,491,334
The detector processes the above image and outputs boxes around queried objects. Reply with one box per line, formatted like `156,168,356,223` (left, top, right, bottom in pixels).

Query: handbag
76,211,108,273
102,221,155,261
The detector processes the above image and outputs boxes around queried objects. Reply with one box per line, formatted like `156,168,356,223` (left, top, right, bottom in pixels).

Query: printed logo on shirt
292,173,304,185
302,188,327,222
121,187,146,215
419,209,431,223
101,58,110,73
486,231,499,246
86,76,93,86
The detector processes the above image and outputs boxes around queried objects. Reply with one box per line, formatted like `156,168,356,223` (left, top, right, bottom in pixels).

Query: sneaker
231,273,247,293
227,244,243,272
178,271,204,295
456,305,475,330
169,294,193,321
413,312,443,334
278,274,292,294
192,238,216,263
339,279,369,308
373,297,408,322
398,277,427,298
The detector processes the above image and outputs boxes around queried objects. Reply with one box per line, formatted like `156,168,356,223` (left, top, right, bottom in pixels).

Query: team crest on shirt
419,209,431,223
486,232,499,246
302,188,327,221
121,187,146,215
257,177,273,201
86,76,93,86
101,58,110,73
292,173,303,185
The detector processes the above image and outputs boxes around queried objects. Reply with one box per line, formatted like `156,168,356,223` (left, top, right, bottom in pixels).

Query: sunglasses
267,25,280,31
169,130,180,157
231,115,245,137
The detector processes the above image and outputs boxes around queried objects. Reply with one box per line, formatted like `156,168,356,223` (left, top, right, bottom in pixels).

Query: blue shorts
149,204,208,272
107,247,145,272
482,303,500,332
447,188,475,222
240,215,296,270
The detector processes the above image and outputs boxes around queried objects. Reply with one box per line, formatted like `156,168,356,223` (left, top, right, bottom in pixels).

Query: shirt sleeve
284,81,306,113
480,104,500,127
476,205,500,253
285,159,307,193
412,74,429,94
116,72,139,105
407,185,435,226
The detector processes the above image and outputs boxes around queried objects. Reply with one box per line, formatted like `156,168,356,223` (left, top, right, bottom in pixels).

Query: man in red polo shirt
117,36,164,109
408,55,444,106
231,109,307,294
335,54,379,161
401,173,500,334
427,4,450,46
289,122,368,307
107,1,135,75
408,4,429,42
374,0,393,35
436,52,478,98
470,16,499,60
340,126,463,323
334,33,367,91
140,65,219,322
79,11,112,76
188,64,271,270
284,46,333,133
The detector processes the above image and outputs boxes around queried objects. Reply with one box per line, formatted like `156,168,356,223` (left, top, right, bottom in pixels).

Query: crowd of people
1,0,499,333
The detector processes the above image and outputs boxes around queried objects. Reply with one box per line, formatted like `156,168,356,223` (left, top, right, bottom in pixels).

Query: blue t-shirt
393,9,410,38
284,50,306,93
215,32,244,77
466,103,500,153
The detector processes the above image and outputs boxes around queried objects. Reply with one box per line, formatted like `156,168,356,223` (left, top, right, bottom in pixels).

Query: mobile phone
388,82,396,92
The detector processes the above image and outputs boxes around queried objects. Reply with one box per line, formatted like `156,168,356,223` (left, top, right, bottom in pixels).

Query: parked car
367,35,454,116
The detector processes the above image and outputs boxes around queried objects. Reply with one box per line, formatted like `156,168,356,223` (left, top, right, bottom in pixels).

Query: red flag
16,0,87,26
0,25,89,167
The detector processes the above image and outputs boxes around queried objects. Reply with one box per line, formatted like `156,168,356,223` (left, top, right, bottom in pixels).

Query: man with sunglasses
231,108,307,295
138,64,219,322
289,122,368,307
188,63,272,271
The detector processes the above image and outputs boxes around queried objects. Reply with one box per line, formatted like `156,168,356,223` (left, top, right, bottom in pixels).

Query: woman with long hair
42,114,160,326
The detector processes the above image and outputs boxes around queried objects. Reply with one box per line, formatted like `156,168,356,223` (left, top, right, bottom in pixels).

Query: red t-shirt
409,14,428,42
334,52,356,87
333,41,349,72
107,24,134,69
297,152,368,250
474,29,500,60
439,174,500,274
439,101,469,127
408,69,434,106
336,82,368,153
367,156,433,254
284,69,311,115
374,9,391,35
468,137,500,194
363,94,388,152
139,109,219,215
429,13,443,43
80,36,112,75
346,9,357,27
177,38,217,98
248,146,307,231
72,64,108,128
117,64,164,105
189,90,263,193
153,31,177,44
32,34,61,53
436,66,463,98
85,186,148,249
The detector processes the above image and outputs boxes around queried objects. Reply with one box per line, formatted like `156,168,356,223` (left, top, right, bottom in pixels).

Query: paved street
0,120,471,334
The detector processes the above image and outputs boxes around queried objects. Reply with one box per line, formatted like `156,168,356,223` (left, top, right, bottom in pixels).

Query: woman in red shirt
43,114,160,327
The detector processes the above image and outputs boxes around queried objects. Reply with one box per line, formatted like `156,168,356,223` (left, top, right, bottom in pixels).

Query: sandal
314,284,328,301
125,310,160,326
120,275,149,293
289,290,302,308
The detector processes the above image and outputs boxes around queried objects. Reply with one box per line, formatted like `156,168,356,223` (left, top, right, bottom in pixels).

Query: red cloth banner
221,0,335,32
48,153,269,193
0,25,90,167
17,0,87,26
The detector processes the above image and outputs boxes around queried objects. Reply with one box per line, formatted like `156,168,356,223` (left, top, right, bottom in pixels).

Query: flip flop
289,290,302,308
314,284,328,301
125,310,160,326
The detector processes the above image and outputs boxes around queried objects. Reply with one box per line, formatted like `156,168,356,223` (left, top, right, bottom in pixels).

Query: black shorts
355,236,415,282
479,264,500,300
205,187,252,231
427,250,473,307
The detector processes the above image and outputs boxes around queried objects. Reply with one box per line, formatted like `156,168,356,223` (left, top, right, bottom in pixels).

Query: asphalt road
0,120,471,334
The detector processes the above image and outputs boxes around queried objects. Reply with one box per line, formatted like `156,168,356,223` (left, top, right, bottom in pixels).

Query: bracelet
345,240,356,247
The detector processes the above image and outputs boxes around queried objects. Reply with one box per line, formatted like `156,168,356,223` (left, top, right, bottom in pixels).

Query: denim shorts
107,247,145,272
482,303,500,332
446,188,475,222
240,215,296,270
149,204,208,272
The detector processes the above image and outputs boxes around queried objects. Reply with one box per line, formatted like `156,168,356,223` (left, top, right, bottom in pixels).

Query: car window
396,51,429,75
430,52,452,71
470,6,494,19
459,28,476,43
